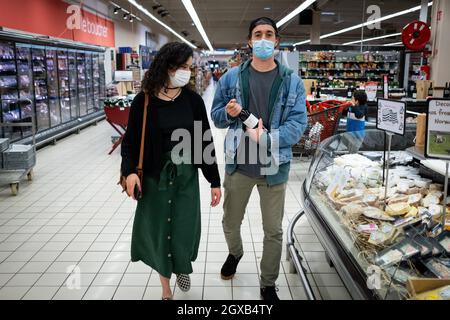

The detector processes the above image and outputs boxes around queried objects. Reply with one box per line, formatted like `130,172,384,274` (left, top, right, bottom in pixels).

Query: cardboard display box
407,278,450,300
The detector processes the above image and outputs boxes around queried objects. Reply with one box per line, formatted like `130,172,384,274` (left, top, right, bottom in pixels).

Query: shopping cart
104,106,130,155
293,100,352,157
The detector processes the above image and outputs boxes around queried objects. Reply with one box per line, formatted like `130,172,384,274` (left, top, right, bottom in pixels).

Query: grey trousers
222,171,287,287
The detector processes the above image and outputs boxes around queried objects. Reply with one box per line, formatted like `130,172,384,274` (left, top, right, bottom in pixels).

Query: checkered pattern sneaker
176,274,191,292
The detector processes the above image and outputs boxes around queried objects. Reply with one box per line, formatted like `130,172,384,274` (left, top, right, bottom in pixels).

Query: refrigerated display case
68,50,78,119
57,49,71,123
0,31,106,145
0,40,21,140
92,53,101,111
294,129,449,300
46,48,61,127
77,52,87,117
31,46,49,133
99,53,106,102
85,53,95,112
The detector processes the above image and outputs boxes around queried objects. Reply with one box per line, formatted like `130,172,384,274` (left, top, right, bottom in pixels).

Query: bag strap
137,93,149,175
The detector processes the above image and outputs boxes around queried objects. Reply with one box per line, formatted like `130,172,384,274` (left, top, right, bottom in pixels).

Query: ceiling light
128,0,197,49
113,7,120,14
276,0,317,28
384,42,403,46
181,0,214,51
343,32,401,45
129,15,134,22
123,13,128,19
293,1,432,45
321,1,433,40
321,11,335,16
293,40,311,46
264,7,271,11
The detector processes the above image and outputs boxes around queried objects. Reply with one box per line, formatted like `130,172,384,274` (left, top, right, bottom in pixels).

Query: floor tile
113,286,145,300
203,286,232,300
0,286,30,300
232,286,261,300
318,286,351,300
22,286,57,300
232,274,260,287
92,273,123,286
82,286,117,300
53,287,88,300
120,273,150,287
4,273,41,287
35,273,69,286
173,287,203,300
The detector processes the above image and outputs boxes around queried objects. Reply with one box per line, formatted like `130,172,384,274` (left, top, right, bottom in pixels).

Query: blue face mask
252,39,275,60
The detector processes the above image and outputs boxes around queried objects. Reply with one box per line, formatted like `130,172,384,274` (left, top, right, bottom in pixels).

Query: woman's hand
126,173,141,201
210,188,222,207
226,99,242,118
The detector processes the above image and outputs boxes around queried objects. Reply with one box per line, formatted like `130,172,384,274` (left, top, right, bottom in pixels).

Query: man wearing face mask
211,17,307,301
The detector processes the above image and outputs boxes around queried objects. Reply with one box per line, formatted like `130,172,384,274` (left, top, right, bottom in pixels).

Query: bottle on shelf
239,109,259,129
444,82,450,98
347,86,353,99
411,84,417,99
428,82,433,97
311,82,316,96
315,85,321,99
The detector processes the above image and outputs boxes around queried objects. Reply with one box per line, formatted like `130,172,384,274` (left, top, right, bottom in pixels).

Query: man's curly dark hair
142,42,194,95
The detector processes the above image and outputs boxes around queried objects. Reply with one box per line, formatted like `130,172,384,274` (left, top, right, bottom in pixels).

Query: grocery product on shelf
299,50,401,90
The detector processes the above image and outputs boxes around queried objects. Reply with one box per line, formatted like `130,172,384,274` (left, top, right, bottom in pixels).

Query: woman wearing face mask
121,42,222,300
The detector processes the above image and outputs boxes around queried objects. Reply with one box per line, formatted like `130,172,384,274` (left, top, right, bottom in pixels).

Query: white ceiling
113,0,433,49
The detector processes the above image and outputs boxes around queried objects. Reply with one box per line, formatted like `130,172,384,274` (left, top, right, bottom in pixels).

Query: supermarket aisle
0,82,350,300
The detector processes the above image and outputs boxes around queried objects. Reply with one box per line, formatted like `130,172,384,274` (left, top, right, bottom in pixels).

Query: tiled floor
0,83,351,300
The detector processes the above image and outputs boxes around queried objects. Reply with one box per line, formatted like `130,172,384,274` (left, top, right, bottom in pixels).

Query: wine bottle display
444,82,450,98
239,109,259,129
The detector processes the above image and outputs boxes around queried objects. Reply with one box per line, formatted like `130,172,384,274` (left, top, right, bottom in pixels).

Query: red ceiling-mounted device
402,20,431,51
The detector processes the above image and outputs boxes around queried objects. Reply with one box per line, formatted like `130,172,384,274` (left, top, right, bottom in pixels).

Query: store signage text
66,5,109,39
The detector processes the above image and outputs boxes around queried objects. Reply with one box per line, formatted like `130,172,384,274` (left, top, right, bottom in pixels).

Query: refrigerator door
99,53,106,100
46,47,61,127
77,51,87,116
68,50,79,119
32,46,49,134
58,49,71,123
17,44,35,137
85,53,94,113
0,40,21,140
92,53,100,111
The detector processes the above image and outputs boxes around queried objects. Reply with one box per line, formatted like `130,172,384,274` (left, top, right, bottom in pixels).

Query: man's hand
225,99,242,118
246,118,265,143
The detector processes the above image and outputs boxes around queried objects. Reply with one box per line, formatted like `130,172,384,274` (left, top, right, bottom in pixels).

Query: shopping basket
104,106,130,155
293,100,351,157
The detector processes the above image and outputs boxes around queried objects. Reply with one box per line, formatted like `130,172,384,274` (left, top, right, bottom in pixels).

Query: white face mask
169,69,191,88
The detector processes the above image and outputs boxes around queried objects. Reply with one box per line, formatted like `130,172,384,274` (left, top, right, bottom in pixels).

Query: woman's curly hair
142,42,193,96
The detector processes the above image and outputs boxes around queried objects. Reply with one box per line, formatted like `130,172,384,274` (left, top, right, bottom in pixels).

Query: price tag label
425,99,450,160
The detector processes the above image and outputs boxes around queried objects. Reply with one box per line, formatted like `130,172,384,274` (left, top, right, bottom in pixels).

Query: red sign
0,0,115,47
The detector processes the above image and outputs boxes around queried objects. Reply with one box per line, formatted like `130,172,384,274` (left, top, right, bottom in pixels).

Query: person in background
121,42,221,300
347,90,368,133
211,16,307,301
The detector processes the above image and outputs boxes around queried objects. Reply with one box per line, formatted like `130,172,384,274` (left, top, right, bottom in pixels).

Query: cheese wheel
386,203,411,216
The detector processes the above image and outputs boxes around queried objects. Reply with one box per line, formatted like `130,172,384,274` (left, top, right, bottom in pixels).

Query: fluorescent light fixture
321,11,335,16
293,1,432,45
321,1,432,40
293,39,311,46
343,32,401,45
181,0,214,51
128,0,197,49
384,42,403,46
264,7,271,11
276,0,317,28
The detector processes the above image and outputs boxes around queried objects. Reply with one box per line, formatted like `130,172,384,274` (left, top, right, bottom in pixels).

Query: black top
120,89,221,188
154,92,194,153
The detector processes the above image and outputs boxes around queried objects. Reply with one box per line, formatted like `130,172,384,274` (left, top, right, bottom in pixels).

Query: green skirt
131,153,201,278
